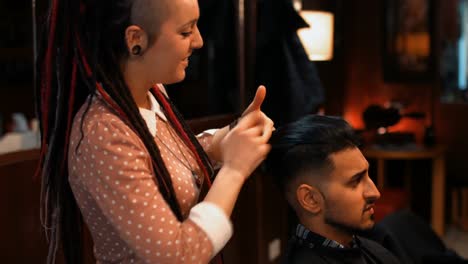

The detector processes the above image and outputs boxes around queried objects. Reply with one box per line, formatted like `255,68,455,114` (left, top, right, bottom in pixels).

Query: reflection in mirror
440,0,468,103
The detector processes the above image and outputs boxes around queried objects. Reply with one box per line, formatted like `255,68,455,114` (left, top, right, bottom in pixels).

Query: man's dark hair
265,115,361,191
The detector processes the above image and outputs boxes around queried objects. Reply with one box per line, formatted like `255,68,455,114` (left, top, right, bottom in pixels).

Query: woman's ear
125,25,148,56
296,183,324,215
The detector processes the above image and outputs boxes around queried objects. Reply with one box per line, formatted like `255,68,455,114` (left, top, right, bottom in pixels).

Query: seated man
265,115,400,264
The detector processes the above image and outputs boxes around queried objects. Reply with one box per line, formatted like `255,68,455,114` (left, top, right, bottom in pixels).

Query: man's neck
300,219,354,248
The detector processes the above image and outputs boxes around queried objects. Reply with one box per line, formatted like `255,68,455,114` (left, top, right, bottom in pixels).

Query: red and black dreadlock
35,0,214,263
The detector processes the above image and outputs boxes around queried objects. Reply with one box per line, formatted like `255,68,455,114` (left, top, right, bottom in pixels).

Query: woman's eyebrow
180,18,198,28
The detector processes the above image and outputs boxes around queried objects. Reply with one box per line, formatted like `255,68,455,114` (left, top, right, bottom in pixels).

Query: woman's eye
181,31,193,37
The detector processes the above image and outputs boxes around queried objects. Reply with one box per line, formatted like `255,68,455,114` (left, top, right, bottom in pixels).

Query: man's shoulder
281,244,329,264
281,236,401,264
281,237,337,264
357,235,390,251
357,236,401,263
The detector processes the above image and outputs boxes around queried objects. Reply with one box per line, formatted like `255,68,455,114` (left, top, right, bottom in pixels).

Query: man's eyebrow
348,169,367,182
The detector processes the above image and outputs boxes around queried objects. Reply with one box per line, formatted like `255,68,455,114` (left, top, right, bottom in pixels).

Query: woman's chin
163,72,186,85
174,71,186,83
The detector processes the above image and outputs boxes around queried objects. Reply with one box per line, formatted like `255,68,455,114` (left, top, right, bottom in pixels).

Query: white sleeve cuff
197,128,219,137
188,202,233,258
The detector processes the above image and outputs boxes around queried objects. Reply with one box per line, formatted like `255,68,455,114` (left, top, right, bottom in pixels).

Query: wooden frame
383,0,435,82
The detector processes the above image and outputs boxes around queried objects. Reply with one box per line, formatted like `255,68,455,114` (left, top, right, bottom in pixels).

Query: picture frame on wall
383,0,435,82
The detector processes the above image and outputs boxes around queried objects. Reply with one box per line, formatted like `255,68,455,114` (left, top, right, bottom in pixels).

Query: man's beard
324,212,375,237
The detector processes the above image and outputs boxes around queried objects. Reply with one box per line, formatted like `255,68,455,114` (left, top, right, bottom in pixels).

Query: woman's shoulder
74,96,125,128
71,96,138,144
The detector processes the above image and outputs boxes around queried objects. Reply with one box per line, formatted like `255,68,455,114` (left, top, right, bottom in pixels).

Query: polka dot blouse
68,91,232,264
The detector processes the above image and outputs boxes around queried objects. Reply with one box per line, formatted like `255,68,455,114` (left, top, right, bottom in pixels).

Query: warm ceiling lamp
297,10,334,61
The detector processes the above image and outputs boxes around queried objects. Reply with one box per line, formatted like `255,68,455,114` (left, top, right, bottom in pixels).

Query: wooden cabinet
0,150,47,263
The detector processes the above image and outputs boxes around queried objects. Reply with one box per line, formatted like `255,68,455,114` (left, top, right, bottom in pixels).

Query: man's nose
364,176,381,201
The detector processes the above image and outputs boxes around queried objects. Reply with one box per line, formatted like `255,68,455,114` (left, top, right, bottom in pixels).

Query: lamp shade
297,11,334,61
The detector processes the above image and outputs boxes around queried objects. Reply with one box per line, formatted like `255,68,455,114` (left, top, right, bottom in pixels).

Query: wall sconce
297,10,334,61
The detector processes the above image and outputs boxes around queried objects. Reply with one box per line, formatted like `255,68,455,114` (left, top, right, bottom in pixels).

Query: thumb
243,85,266,116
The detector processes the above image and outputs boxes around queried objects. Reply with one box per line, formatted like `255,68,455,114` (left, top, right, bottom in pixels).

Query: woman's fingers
260,121,274,142
235,111,262,130
242,85,267,117
244,120,274,140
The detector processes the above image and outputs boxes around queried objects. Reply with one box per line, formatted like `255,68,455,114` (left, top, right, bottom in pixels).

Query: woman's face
141,0,203,85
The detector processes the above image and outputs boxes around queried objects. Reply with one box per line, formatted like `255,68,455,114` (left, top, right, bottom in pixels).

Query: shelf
0,148,40,167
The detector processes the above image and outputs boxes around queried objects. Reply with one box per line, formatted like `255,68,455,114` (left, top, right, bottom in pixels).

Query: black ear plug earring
131,45,142,55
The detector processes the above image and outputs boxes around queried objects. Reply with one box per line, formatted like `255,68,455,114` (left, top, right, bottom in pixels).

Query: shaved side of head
131,0,170,42
285,165,332,217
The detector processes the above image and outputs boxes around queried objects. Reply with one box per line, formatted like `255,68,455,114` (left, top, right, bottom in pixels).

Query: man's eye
181,31,193,37
350,177,362,187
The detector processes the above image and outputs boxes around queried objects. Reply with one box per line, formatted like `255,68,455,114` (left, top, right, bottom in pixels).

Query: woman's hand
208,86,274,164
240,85,267,118
203,86,273,217
220,86,274,181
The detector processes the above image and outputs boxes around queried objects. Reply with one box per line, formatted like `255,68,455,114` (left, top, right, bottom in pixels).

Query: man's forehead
328,148,368,179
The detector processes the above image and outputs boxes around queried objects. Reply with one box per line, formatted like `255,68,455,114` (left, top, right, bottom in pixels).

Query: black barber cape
283,225,401,264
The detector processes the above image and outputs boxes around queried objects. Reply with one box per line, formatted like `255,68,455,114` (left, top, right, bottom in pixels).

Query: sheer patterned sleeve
72,118,222,263
196,129,220,165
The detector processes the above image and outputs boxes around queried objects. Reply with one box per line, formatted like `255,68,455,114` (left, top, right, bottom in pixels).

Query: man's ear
296,184,324,214
125,25,149,55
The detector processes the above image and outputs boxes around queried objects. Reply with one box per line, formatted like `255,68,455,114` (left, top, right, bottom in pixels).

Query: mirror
383,0,434,83
440,0,468,103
